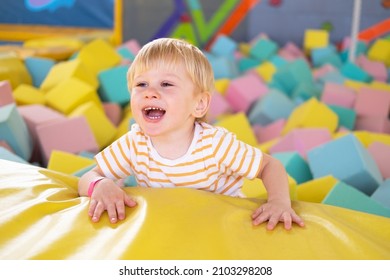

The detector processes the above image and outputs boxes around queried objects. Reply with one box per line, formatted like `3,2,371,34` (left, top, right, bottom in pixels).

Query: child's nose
144,87,159,99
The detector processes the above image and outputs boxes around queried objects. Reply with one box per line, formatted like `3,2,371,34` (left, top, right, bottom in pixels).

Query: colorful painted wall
123,0,390,47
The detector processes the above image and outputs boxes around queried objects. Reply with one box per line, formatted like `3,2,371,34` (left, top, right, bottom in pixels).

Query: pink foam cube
354,116,390,134
121,39,141,55
103,102,122,126
354,87,390,117
36,116,99,165
321,82,357,108
0,80,14,106
357,55,388,82
208,91,232,123
368,142,390,179
225,72,268,113
312,64,337,80
253,119,286,143
18,104,66,142
269,128,332,158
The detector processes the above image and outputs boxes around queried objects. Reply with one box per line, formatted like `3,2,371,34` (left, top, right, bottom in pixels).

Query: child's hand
88,179,137,224
251,199,305,230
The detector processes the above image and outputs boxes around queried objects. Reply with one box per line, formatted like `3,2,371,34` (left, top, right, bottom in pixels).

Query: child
78,38,305,231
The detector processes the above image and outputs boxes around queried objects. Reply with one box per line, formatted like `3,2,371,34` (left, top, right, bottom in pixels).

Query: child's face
130,62,202,138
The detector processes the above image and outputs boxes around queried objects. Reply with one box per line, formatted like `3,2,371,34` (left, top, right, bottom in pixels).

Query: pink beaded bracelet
87,177,105,197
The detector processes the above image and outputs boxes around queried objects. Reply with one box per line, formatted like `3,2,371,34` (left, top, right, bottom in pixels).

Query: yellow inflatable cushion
0,159,389,260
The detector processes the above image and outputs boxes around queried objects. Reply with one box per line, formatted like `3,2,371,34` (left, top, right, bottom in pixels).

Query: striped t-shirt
95,122,263,197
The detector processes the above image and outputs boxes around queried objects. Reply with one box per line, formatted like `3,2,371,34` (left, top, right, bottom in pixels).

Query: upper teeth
145,107,164,111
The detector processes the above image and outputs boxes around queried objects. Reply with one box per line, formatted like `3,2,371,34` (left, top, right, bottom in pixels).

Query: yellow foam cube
367,39,390,67
77,39,121,76
344,79,368,91
214,78,230,95
238,42,251,56
241,175,297,199
303,29,329,53
40,59,98,92
353,131,390,147
70,101,117,149
296,175,338,203
13,84,45,105
45,77,102,115
115,109,133,140
256,138,280,154
47,150,95,174
282,98,338,135
0,52,32,89
369,81,390,92
255,61,276,82
215,112,258,146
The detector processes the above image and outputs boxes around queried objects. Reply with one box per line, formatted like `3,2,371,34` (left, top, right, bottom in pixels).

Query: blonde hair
127,38,214,96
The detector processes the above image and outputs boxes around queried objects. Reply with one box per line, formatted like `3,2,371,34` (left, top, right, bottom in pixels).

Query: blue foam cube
210,35,238,57
0,104,32,161
323,181,390,218
24,57,55,87
371,179,390,209
328,105,356,130
250,38,278,61
272,152,313,184
98,65,130,106
248,89,295,126
307,134,383,195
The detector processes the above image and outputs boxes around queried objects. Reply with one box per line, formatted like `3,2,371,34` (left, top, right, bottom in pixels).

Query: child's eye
136,82,147,87
161,82,173,87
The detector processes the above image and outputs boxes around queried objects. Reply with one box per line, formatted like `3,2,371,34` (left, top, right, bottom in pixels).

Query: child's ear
193,91,211,119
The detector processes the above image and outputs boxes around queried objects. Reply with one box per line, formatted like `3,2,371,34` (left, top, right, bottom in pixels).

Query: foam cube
282,98,339,135
0,53,32,89
371,179,390,209
367,39,390,67
341,62,373,83
225,72,268,113
0,104,32,161
45,77,102,115
117,47,135,62
210,35,238,57
207,91,232,123
249,38,278,61
238,57,260,73
77,39,122,76
215,112,258,146
214,79,230,95
278,42,305,60
355,116,390,134
356,55,388,82
253,119,285,144
103,102,122,127
36,116,99,165
255,61,276,83
120,39,141,56
271,59,313,96
312,64,337,80
272,152,313,184
12,84,45,106
0,80,14,106
70,101,117,149
291,81,321,102
270,128,332,158
248,89,295,126
24,57,55,87
40,59,98,92
296,175,338,203
311,46,343,68
47,150,95,174
354,87,390,118
322,181,390,218
0,147,29,164
307,134,383,195
328,105,356,130
303,29,329,54
367,142,390,179
208,55,239,79
98,65,130,106
320,82,356,108
18,104,66,142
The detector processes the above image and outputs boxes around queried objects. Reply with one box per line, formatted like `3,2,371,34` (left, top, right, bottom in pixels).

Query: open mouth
143,106,166,120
